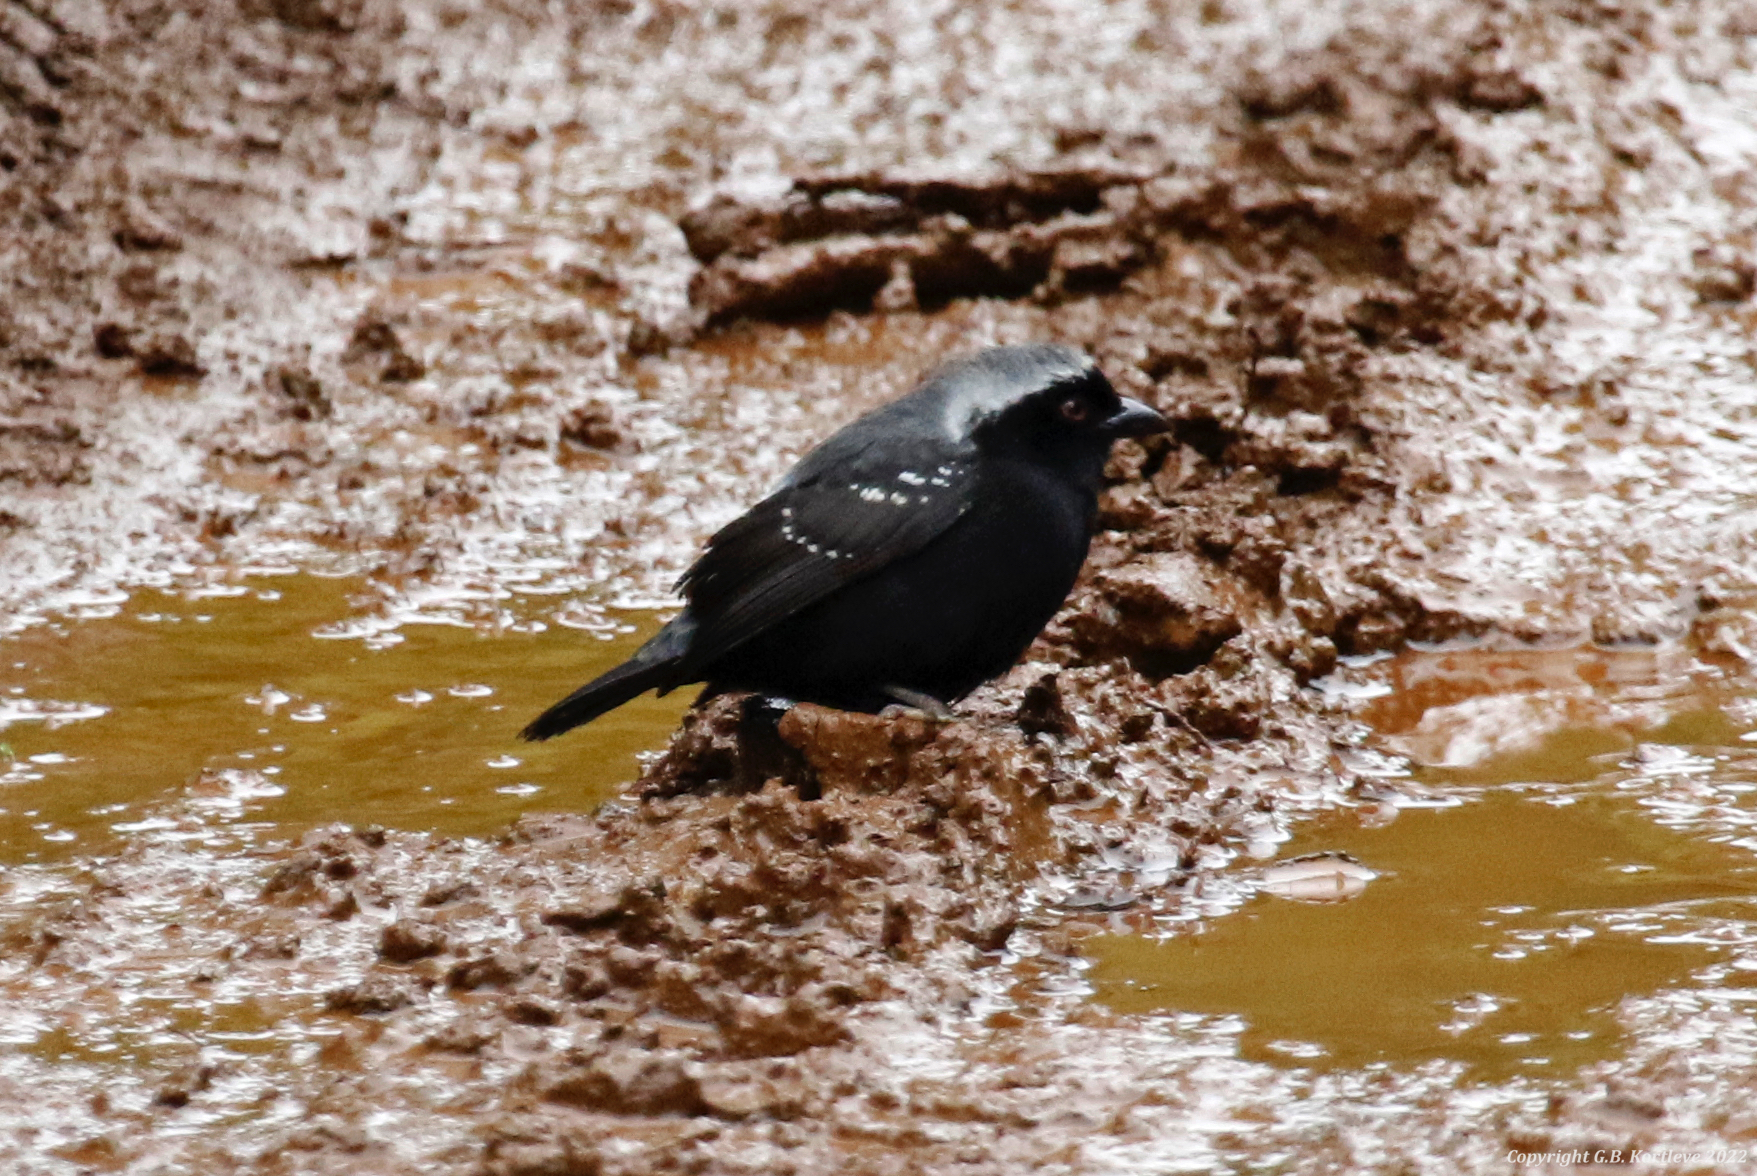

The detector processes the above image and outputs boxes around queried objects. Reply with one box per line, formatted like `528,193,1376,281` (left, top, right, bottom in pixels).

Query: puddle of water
1088,647,1757,1078
1353,645,1751,780
0,574,690,862
1089,790,1757,1075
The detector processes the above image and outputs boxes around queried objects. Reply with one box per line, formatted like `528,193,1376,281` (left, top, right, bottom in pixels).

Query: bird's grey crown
775,343,1096,492
924,343,1097,439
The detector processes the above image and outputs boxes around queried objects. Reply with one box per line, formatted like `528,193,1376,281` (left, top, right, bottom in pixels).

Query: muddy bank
4,0,1757,1173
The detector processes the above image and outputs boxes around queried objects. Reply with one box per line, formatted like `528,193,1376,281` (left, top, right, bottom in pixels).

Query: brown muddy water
1087,647,1757,1081
0,576,685,863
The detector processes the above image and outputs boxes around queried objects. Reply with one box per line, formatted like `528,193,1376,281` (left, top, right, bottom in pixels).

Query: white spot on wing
897,471,926,486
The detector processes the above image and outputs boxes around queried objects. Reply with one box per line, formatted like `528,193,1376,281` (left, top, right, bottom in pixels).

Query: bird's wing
676,441,977,673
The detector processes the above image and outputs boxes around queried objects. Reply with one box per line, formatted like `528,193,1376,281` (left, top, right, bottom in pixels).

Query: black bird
522,343,1166,741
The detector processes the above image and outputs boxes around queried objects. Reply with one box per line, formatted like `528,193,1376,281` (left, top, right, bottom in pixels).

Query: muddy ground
4,0,1757,1172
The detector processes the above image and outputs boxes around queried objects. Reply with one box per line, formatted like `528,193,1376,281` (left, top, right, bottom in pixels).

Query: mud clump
0,416,91,487
276,366,332,421
379,918,448,962
344,318,427,384
684,165,1157,322
1014,671,1077,740
1068,552,1246,678
325,972,425,1015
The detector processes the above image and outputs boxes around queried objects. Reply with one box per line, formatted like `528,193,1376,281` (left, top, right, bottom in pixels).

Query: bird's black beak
1103,396,1169,439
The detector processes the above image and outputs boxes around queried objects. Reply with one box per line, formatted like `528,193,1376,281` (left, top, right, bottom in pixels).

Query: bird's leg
736,694,820,801
879,685,955,722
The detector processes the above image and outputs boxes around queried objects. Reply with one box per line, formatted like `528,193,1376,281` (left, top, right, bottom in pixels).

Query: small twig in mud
1161,709,1214,749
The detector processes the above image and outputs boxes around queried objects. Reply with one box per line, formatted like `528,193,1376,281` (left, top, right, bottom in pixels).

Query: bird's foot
742,694,797,725
879,685,956,722
736,694,819,800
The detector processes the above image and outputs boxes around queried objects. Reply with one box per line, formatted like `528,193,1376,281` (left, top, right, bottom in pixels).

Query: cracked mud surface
5,0,1757,1172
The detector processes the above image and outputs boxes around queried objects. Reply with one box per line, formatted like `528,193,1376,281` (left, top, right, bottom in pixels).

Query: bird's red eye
1058,396,1088,422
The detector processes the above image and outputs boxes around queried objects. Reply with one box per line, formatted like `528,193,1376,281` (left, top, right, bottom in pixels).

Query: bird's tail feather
519,619,692,741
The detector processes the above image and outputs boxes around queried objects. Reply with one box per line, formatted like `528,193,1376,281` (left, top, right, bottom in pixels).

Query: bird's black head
931,343,1168,490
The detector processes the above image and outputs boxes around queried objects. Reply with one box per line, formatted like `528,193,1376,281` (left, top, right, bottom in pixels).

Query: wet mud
6,0,1757,1172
